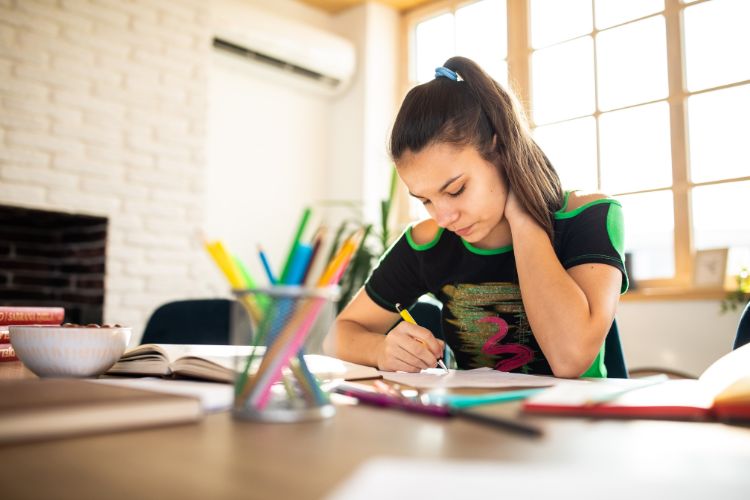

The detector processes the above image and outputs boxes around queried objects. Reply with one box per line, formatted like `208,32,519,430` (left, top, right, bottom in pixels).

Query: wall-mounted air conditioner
213,7,356,97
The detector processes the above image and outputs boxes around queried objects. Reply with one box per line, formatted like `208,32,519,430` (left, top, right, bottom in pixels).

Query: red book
0,328,8,344
0,306,65,326
0,343,18,362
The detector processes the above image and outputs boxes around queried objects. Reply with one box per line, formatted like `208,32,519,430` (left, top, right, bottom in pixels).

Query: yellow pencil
204,241,263,322
395,303,449,373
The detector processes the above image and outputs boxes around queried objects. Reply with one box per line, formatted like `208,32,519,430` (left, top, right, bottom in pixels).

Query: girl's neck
469,218,512,249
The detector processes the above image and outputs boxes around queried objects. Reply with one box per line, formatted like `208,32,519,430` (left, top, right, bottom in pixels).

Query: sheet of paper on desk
379,367,562,389
325,458,749,500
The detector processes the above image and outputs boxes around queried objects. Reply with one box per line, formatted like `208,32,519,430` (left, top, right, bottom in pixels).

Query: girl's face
397,142,510,249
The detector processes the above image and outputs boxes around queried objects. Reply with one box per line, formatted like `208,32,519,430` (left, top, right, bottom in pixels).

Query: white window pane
596,16,668,111
455,1,508,86
489,60,508,88
692,182,750,274
693,182,750,276
594,0,663,29
532,37,595,124
616,191,675,280
415,13,455,84
688,84,750,183
530,0,592,48
456,0,508,85
456,0,507,58
684,0,750,92
599,102,672,193
533,117,598,192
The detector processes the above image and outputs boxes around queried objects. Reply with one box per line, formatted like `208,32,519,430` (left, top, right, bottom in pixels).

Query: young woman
324,57,627,378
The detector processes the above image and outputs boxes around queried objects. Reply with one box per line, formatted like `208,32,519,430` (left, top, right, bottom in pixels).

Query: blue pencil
257,245,277,285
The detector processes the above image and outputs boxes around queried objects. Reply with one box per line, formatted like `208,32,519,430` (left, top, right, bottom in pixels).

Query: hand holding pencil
375,303,447,373
396,304,449,373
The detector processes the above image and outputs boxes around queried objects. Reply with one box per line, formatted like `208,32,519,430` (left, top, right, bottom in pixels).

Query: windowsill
622,287,748,302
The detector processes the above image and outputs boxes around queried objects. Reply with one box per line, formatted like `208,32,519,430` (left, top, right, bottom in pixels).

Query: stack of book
0,306,65,362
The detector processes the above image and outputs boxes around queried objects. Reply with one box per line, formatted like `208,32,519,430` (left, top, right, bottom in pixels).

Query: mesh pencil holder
231,285,340,423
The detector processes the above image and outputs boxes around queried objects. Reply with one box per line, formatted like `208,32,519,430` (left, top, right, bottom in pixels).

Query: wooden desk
3,362,750,499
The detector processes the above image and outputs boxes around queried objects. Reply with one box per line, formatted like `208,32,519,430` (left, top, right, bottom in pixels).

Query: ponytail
390,56,563,240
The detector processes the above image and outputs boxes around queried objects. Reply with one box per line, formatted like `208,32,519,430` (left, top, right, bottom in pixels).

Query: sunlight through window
684,0,750,92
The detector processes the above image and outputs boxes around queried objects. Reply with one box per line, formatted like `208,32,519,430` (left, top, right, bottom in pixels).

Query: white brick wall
0,0,223,343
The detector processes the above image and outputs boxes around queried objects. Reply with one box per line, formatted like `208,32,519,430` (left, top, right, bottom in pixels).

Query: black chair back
140,299,249,345
733,301,750,350
604,319,628,378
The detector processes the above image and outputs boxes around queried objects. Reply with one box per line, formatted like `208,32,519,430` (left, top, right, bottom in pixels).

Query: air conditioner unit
213,8,356,96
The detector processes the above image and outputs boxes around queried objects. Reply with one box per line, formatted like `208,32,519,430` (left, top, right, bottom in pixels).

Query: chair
140,299,251,345
603,319,628,378
406,301,628,378
733,301,750,350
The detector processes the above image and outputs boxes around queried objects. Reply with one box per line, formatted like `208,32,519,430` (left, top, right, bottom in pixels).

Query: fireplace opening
0,205,107,325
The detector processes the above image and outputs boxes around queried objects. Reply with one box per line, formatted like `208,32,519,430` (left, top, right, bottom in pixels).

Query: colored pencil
335,383,543,437
204,241,263,322
257,245,277,285
279,207,311,284
301,227,325,285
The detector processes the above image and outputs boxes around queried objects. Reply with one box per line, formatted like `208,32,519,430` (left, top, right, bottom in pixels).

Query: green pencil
279,207,311,284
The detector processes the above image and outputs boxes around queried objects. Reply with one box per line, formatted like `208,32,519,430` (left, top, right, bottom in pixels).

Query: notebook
0,379,202,444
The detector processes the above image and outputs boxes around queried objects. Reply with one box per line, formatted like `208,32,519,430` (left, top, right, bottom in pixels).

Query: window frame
399,0,750,300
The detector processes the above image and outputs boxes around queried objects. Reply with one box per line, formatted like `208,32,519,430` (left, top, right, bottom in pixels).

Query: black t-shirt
365,195,627,376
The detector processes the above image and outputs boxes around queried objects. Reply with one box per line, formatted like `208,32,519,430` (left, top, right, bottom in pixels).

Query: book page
380,367,560,389
110,344,265,377
110,344,378,383
153,344,262,363
171,351,376,382
699,343,750,395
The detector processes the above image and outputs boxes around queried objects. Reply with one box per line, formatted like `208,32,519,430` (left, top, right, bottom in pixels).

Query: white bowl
9,325,131,378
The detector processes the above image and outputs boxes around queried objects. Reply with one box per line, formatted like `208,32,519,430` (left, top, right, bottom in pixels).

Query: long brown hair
390,56,563,240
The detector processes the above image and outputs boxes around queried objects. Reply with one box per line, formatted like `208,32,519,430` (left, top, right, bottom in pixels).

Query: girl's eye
421,199,431,206
447,185,465,198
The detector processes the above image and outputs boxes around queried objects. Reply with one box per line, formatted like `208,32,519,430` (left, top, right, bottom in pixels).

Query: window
412,0,507,86
404,0,750,294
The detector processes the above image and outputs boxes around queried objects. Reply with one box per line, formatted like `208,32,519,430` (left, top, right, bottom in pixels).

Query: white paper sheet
325,457,750,500
379,367,561,389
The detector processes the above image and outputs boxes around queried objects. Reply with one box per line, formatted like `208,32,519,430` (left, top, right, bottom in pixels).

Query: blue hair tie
435,66,458,81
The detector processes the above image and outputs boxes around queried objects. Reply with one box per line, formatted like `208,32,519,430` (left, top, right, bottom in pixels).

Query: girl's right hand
375,321,445,372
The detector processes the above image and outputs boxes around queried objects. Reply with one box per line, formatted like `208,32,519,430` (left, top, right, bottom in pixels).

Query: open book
0,379,202,444
107,344,380,383
523,343,750,422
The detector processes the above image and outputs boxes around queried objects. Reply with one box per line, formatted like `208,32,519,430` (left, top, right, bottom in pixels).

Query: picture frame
693,248,729,288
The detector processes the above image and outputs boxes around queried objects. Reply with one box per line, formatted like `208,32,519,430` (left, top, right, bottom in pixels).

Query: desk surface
3,362,750,499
